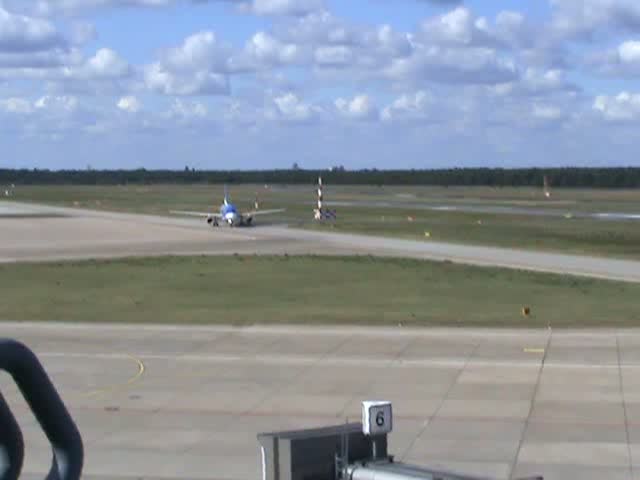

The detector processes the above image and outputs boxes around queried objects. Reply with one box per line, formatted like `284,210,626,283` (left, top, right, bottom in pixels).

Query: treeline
2,167,640,188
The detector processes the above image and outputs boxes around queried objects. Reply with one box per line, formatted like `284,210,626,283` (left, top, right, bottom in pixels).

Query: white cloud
335,94,377,120
168,98,208,119
231,32,302,71
117,95,141,113
269,92,321,123
0,5,74,73
485,68,576,99
248,0,325,16
277,11,357,45
314,45,352,66
0,48,77,69
0,6,64,53
593,92,640,121
144,31,231,95
385,45,518,86
382,91,432,122
80,48,129,78
161,31,230,72
532,104,564,121
588,40,640,76
375,24,412,57
421,7,477,45
7,0,325,16
0,97,33,114
34,95,78,112
523,68,566,90
144,62,229,95
550,0,640,39
273,12,412,73
619,41,640,64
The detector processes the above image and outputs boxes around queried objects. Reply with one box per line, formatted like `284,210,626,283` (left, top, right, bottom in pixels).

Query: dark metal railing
0,339,83,480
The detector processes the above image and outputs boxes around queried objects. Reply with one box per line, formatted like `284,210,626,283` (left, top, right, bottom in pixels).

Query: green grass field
1,255,638,327
6,184,640,259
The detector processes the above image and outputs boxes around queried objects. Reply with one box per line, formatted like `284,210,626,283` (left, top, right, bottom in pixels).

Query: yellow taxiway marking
85,353,145,398
524,348,545,354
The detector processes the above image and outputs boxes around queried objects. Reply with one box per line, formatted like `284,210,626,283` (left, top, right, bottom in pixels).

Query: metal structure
0,338,84,480
258,401,542,480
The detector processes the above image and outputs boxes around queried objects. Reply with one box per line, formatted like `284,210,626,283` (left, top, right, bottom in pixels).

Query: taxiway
1,201,639,282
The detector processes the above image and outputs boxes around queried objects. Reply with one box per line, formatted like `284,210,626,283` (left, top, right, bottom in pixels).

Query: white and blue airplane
170,187,285,227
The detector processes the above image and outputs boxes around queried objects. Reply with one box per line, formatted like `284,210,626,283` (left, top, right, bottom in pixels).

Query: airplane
170,186,285,227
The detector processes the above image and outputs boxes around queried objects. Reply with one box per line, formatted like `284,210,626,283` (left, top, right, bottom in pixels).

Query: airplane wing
243,208,286,217
169,210,216,218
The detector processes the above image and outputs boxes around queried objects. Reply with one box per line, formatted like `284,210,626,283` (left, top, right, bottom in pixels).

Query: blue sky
2,0,640,170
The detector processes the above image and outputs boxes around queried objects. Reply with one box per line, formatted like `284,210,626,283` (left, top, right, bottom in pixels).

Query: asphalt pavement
1,201,639,282
2,323,638,480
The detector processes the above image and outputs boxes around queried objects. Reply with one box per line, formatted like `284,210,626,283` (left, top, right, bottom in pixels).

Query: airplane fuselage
220,203,242,226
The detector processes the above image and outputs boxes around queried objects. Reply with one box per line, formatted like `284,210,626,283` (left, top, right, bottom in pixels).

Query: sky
2,0,640,170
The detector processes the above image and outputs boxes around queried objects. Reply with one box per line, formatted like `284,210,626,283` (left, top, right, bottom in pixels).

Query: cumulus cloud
7,0,325,16
593,92,640,121
382,91,432,122
489,68,577,98
0,5,74,72
0,6,65,53
230,32,302,71
385,45,518,86
420,7,489,46
618,41,640,63
144,31,231,95
117,95,141,113
73,48,129,78
532,103,564,121
167,98,208,119
335,94,377,120
314,45,352,66
550,0,640,39
268,92,321,123
0,49,77,69
589,40,640,76
144,62,229,95
247,0,325,16
272,12,412,73
161,31,230,72
417,7,534,50
276,11,358,45
0,97,33,114
35,94,77,110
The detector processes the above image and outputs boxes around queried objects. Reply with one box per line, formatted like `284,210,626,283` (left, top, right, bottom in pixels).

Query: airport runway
1,200,640,282
2,322,640,480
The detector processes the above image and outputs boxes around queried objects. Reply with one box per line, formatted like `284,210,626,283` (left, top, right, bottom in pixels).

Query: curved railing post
0,391,24,480
0,339,83,480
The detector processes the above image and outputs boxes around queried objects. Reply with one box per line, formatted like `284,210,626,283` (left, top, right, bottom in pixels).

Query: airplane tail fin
223,184,229,206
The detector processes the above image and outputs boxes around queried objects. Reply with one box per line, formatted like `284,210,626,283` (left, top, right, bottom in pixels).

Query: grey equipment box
257,423,387,480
